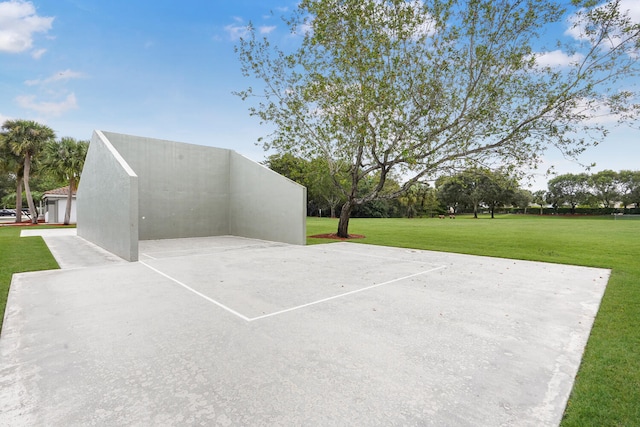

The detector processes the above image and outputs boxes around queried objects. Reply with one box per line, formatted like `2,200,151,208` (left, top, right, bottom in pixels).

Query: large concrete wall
229,152,306,245
77,131,306,261
103,132,230,240
77,131,139,261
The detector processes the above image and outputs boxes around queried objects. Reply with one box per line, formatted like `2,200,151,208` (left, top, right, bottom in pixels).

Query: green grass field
308,215,640,426
1,216,638,425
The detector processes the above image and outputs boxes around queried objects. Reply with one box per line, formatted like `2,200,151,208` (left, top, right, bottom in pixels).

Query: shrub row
508,207,640,215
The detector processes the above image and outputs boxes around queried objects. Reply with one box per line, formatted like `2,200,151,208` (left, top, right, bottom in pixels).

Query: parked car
0,209,15,216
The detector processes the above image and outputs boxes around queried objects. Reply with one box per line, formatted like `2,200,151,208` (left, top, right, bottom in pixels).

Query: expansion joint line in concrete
248,265,447,321
139,261,446,323
139,261,251,322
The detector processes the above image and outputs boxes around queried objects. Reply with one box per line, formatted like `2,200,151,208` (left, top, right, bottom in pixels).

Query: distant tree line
266,154,529,218
541,170,640,214
435,168,533,218
0,119,88,225
267,153,640,218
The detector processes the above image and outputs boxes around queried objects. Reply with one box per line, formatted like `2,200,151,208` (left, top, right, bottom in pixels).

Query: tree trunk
23,155,38,224
64,179,75,225
15,178,23,223
473,203,478,219
337,200,353,238
490,206,495,219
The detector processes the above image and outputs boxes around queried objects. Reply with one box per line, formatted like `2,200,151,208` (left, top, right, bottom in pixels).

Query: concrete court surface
0,231,610,426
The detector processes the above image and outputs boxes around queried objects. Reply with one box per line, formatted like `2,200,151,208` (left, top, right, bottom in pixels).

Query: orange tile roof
43,186,76,196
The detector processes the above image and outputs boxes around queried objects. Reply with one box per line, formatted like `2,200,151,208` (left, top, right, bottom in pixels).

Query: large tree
1,120,56,223
512,189,533,215
532,190,548,215
481,169,519,219
589,169,621,208
0,134,21,211
618,169,640,208
398,182,439,218
0,173,15,207
547,173,591,213
437,169,487,218
237,0,640,237
265,153,347,216
41,137,89,225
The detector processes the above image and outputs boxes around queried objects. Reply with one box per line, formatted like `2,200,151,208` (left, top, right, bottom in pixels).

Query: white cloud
24,69,86,86
0,0,54,53
565,0,640,43
31,47,45,58
224,17,250,41
0,112,13,123
16,92,77,116
618,0,640,22
292,21,313,37
572,97,622,125
404,0,436,39
259,25,276,35
532,50,585,67
564,13,586,42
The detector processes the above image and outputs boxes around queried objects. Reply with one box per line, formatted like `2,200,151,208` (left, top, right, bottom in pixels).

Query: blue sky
0,0,638,191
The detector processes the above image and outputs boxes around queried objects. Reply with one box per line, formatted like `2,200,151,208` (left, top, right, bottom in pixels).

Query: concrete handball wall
77,131,306,261
77,131,139,261
103,132,230,240
230,152,306,245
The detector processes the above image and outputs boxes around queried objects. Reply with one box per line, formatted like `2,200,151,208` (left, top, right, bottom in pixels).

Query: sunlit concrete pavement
0,232,609,426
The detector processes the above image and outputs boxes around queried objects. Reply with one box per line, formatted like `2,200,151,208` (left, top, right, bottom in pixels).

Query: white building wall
53,198,77,223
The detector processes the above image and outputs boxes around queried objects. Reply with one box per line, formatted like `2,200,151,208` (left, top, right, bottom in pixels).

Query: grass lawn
308,215,640,426
0,225,60,331
0,217,637,425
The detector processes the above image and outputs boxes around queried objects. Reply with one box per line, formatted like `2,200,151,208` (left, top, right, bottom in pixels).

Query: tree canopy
589,169,620,208
436,168,518,218
544,169,640,211
41,137,89,225
1,120,56,223
237,0,640,235
547,173,591,213
619,170,640,208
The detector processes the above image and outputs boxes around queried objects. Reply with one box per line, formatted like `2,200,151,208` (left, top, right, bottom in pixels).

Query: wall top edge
98,130,233,154
93,130,138,178
229,151,306,190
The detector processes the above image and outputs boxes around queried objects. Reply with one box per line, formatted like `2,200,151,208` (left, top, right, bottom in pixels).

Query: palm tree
0,131,25,221
1,120,56,224
0,128,24,222
42,137,89,225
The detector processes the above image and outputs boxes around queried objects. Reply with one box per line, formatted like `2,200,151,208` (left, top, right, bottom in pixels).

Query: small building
43,186,77,223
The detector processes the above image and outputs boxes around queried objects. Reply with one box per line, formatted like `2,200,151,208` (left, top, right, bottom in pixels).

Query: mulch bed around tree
0,220,55,227
308,233,366,241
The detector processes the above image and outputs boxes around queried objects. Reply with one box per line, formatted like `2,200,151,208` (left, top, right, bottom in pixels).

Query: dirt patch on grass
309,233,366,241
